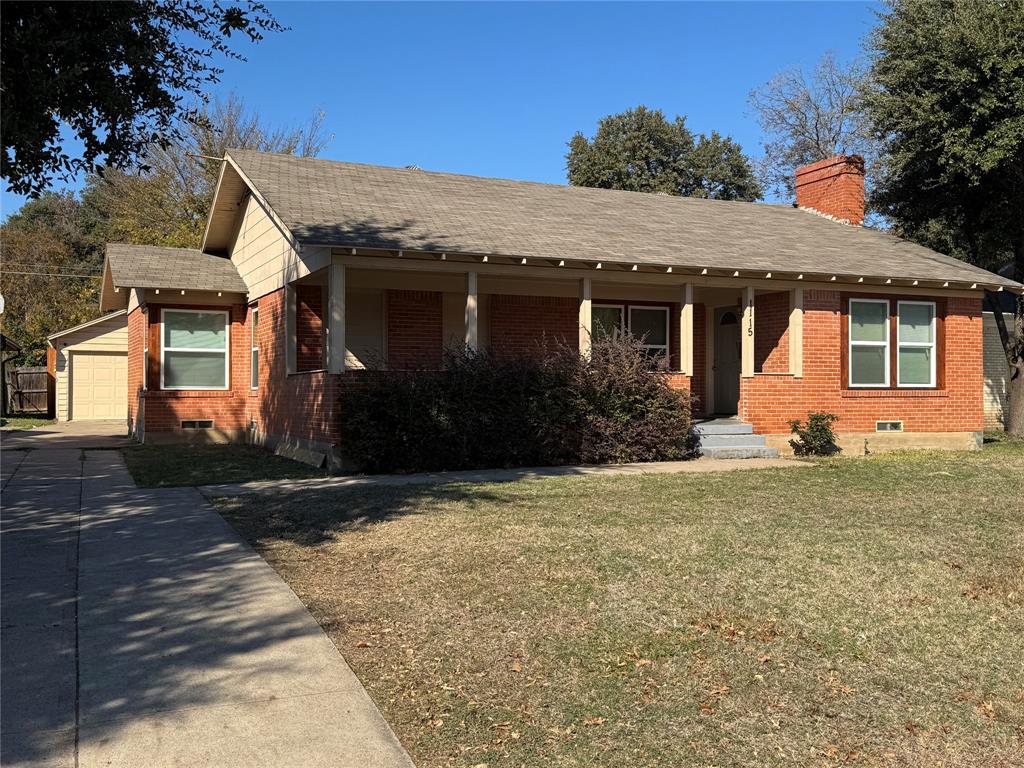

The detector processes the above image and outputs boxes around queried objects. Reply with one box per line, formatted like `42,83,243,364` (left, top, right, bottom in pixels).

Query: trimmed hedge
339,335,698,473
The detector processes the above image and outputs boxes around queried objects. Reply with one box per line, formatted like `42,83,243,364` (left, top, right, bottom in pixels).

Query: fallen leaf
355,641,371,648
583,717,606,727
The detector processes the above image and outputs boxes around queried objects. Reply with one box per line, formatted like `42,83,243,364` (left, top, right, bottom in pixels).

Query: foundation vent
181,419,215,429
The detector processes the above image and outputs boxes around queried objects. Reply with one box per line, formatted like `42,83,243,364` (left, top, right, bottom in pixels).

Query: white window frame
848,298,890,388
592,303,625,340
160,308,230,391
896,300,936,388
628,305,671,358
250,304,259,390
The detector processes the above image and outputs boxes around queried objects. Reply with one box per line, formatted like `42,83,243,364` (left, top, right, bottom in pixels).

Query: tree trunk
1007,354,1024,438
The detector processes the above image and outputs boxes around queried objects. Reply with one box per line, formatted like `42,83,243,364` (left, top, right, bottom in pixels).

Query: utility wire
1,271,102,278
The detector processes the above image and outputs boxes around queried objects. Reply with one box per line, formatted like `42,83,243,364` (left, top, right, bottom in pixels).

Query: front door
713,307,741,415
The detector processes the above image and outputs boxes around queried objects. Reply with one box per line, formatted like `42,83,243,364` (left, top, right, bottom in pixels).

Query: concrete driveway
1,437,413,766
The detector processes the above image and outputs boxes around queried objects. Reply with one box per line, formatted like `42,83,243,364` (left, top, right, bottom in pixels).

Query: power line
1,271,102,278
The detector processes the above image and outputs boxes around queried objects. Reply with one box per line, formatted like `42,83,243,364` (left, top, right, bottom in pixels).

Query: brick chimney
794,155,865,226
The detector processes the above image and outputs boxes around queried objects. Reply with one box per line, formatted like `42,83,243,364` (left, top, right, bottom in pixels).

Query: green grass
1,417,55,430
215,444,1024,768
122,443,327,487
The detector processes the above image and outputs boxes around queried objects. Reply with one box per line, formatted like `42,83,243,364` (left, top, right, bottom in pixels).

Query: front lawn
215,444,1024,767
122,443,327,487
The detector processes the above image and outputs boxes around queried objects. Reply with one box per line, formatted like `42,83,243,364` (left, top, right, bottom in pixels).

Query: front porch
282,251,805,422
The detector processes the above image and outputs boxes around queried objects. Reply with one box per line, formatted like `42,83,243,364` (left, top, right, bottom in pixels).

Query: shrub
339,334,698,473
788,411,840,456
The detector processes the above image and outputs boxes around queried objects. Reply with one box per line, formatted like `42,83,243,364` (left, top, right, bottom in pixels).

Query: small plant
788,411,840,456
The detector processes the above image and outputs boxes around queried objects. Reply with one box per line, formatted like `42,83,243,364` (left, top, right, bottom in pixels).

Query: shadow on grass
217,481,509,547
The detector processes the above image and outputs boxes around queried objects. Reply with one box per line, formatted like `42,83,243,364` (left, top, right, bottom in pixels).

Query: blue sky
1,1,880,217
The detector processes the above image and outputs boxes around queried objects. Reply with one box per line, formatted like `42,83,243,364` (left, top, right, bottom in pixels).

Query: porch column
679,283,694,375
578,277,593,358
465,271,479,350
789,287,803,377
741,286,755,378
326,260,346,373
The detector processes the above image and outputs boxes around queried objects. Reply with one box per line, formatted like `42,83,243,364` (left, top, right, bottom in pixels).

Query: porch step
693,418,779,459
693,418,753,436
699,445,780,460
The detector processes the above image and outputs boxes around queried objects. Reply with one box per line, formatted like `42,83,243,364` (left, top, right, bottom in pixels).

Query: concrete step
694,418,754,436
698,432,768,448
700,445,780,460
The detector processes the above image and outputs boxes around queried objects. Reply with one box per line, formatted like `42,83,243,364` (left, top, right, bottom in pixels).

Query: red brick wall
295,284,325,372
755,292,790,374
490,294,578,359
739,291,983,433
794,155,865,225
247,287,341,448
137,303,249,433
387,290,443,369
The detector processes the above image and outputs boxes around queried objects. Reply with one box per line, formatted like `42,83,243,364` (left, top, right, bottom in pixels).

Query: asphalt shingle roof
106,244,247,294
227,149,1021,290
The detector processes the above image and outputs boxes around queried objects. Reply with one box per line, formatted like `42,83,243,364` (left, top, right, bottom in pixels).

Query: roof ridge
225,148,790,212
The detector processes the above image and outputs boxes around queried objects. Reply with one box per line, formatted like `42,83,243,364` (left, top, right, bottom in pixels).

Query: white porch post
789,287,803,377
578,277,593,358
326,260,347,373
741,286,755,378
465,271,479,350
679,283,694,375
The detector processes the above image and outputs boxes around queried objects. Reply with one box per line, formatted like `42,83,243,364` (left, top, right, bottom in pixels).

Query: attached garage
48,311,128,422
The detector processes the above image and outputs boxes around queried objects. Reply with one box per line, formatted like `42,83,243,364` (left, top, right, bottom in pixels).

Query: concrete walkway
1,446,413,767
1,419,131,451
201,455,810,498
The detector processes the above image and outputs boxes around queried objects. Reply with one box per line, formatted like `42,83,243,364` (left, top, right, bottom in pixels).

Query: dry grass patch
215,444,1024,768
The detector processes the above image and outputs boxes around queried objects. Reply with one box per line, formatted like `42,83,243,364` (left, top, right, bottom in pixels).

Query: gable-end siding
229,194,330,299
53,315,129,421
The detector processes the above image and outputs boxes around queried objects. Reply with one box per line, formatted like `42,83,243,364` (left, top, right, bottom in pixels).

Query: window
897,301,936,387
848,299,889,387
629,306,670,358
161,309,229,390
250,305,259,389
592,305,624,340
142,310,149,391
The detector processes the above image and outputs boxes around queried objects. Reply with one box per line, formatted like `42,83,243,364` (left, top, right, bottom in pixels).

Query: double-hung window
848,299,890,387
161,309,229,390
142,310,149,391
896,301,936,387
250,305,260,390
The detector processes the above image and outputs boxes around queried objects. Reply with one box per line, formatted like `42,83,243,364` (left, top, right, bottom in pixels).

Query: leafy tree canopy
566,106,762,201
0,194,105,364
863,0,1024,279
1,1,283,197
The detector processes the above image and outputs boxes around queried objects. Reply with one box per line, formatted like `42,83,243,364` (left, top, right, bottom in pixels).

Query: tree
566,106,762,201
0,194,105,364
1,1,284,197
82,94,331,249
748,52,872,197
862,0,1024,436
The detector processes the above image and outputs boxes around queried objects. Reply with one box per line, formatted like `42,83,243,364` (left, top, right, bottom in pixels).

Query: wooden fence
3,365,52,417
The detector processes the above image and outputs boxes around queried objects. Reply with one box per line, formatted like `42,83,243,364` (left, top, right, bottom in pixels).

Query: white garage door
71,352,127,420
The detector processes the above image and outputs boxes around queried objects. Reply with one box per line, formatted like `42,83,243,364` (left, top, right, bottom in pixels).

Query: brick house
99,151,1023,463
